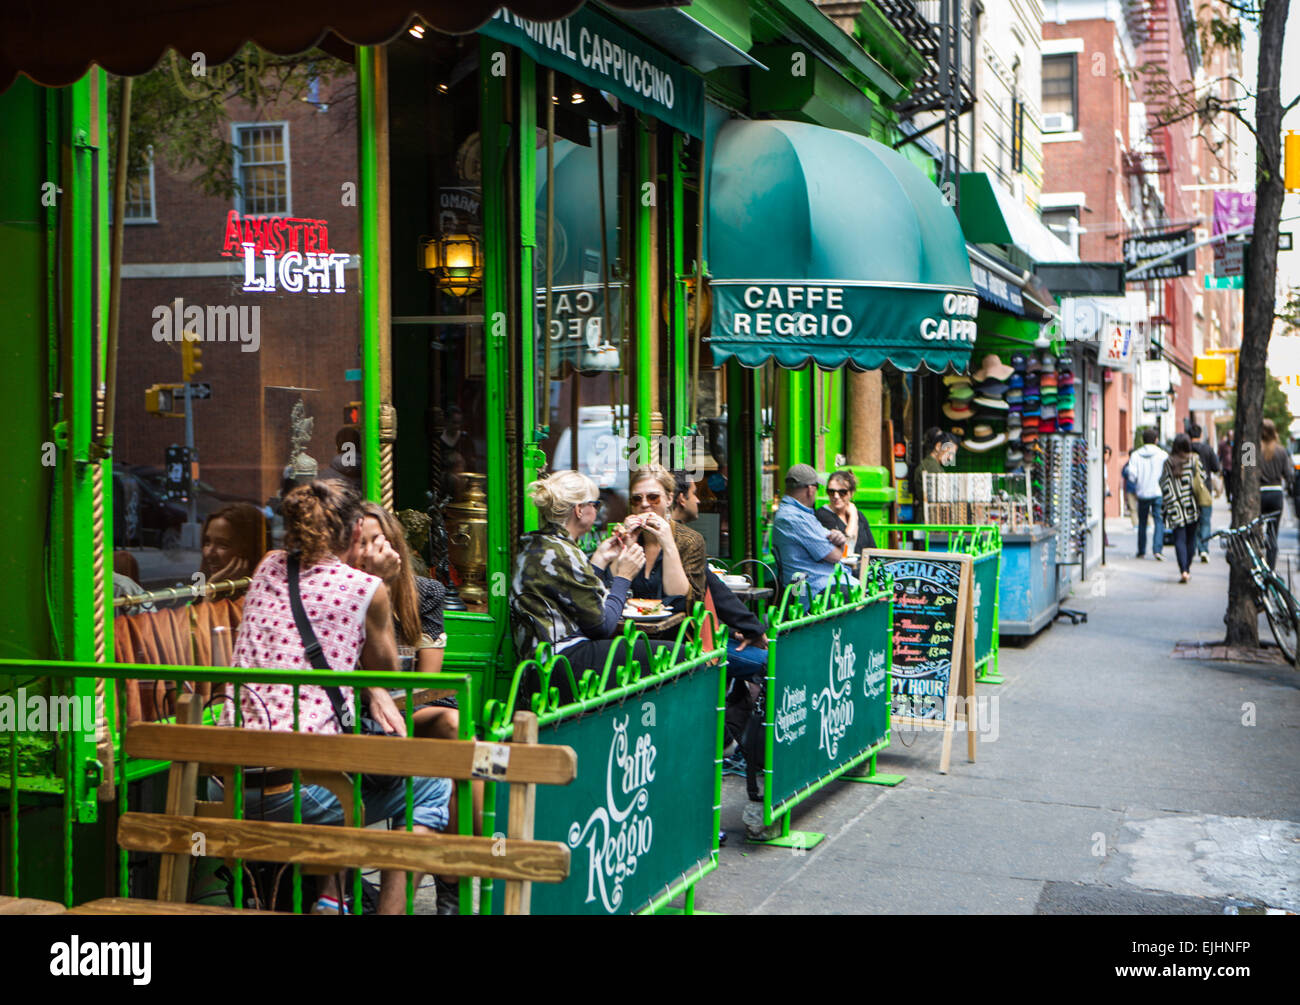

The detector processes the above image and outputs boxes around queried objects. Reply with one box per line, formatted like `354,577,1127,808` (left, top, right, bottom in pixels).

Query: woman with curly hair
220,479,451,914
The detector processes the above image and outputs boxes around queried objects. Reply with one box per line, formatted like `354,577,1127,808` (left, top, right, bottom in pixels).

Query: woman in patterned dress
222,479,451,914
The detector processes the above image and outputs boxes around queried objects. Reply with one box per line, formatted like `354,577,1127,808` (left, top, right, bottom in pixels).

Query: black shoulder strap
286,552,353,730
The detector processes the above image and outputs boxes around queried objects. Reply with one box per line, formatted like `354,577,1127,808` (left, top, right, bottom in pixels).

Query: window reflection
535,92,630,527
389,33,488,610
108,47,360,644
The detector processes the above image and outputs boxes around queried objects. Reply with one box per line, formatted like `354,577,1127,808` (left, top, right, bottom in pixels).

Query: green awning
708,120,977,372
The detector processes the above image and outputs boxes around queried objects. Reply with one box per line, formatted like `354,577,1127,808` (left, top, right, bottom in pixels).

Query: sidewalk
695,495,1300,914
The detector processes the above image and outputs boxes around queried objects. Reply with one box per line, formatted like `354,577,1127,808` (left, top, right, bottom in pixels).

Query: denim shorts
210,775,452,832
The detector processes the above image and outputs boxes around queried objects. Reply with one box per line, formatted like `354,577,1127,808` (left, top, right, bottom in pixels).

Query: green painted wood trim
635,121,654,441
726,362,759,562
750,0,904,100
680,0,752,53
55,75,101,822
856,2,928,86
480,37,512,665
779,368,811,472
517,55,542,534
671,132,688,460
357,46,383,501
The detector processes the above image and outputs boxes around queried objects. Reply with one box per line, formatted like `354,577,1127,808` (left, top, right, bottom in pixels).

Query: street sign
1213,239,1245,278
1205,275,1243,290
1123,228,1196,279
1142,393,1170,414
1139,359,1172,394
187,382,212,399
1281,232,1293,251
1188,398,1228,412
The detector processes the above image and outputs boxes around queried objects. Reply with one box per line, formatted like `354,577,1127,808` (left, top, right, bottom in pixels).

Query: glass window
534,78,632,526
1042,55,1077,130
124,150,156,222
388,33,488,610
233,122,290,215
109,48,360,654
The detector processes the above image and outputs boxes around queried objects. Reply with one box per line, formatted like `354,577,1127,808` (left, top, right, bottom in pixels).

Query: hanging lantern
418,232,483,298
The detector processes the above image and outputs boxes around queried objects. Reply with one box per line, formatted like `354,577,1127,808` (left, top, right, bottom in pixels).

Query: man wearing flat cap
771,464,859,595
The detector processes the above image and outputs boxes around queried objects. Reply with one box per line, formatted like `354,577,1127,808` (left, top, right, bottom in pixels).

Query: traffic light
145,383,184,416
343,401,361,425
181,333,204,382
1287,131,1300,192
1194,355,1228,387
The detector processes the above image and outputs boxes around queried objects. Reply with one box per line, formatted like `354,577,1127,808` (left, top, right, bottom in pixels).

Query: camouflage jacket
510,523,625,658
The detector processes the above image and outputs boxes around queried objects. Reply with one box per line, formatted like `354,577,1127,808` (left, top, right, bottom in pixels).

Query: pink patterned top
223,550,381,734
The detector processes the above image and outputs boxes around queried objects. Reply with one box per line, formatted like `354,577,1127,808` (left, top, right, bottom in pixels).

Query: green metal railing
0,659,474,914
758,560,898,843
481,605,725,915
875,523,1003,684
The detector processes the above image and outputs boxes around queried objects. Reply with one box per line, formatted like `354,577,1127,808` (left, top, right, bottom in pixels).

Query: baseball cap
785,463,820,488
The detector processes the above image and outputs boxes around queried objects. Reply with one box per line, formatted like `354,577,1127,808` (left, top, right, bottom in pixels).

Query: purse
1192,455,1212,507
286,554,402,790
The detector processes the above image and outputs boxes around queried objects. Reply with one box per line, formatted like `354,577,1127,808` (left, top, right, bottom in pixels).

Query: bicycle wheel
1261,577,1300,667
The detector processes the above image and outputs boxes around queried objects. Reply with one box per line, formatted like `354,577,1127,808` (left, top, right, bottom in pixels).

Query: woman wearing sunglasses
816,469,877,555
606,465,709,614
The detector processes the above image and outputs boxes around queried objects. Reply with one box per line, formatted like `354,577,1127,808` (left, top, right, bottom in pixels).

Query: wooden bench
70,695,574,915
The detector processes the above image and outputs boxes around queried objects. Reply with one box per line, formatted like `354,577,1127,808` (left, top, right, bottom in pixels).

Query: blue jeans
726,638,768,679
1137,496,1164,556
208,774,452,832
1195,504,1213,556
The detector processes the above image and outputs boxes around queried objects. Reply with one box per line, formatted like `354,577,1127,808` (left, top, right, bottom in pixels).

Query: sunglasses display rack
1041,433,1089,564
922,471,1034,530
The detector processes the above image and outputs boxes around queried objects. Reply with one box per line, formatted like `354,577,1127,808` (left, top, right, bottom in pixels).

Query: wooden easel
879,553,978,774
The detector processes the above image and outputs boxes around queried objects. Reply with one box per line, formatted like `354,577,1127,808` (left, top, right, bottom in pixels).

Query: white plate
623,608,674,620
841,555,860,565
721,576,751,589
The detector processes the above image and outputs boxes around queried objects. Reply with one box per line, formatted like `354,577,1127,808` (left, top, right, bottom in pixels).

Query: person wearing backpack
1188,424,1221,563
1121,452,1139,528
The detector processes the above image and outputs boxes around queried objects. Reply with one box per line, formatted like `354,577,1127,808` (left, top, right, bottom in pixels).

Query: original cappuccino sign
710,280,978,372
479,6,703,138
489,663,720,915
768,596,892,814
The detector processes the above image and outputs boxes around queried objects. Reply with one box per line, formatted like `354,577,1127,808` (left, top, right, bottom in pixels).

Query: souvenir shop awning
0,0,685,92
707,120,977,373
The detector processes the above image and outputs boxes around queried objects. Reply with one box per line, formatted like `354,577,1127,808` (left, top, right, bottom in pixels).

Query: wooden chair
69,696,574,915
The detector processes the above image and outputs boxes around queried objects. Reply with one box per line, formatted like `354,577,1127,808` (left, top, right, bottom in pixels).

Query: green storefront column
357,47,384,502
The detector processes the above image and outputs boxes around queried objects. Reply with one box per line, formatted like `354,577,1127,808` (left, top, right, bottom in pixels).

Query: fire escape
875,0,976,200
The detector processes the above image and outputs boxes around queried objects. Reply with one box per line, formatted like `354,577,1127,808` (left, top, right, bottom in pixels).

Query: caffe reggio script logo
815,627,858,758
568,714,657,912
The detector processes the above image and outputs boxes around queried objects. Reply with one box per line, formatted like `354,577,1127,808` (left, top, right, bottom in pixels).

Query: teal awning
707,120,976,372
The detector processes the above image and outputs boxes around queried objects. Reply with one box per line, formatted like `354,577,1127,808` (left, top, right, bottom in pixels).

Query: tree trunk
1225,0,1290,645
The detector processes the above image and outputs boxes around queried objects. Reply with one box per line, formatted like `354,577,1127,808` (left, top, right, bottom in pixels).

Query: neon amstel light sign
220,210,350,293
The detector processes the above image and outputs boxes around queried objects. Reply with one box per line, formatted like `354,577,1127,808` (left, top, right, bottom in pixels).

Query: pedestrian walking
1159,434,1206,583
1258,419,1294,569
1188,423,1220,562
1129,428,1168,560
1219,432,1234,505
1120,451,1139,528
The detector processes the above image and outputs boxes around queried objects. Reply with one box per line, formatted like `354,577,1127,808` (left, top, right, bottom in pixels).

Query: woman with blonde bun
511,470,664,700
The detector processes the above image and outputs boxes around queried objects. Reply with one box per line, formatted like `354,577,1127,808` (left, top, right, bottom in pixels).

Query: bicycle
1210,513,1300,667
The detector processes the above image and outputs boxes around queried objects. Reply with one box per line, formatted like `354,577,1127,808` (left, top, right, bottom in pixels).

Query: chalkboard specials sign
864,550,977,773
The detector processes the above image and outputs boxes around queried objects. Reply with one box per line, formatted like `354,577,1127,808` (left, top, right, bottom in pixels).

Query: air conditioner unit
1044,112,1073,133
